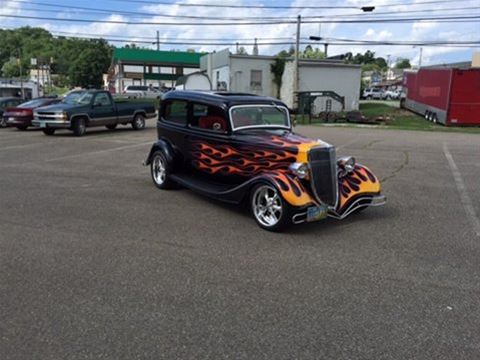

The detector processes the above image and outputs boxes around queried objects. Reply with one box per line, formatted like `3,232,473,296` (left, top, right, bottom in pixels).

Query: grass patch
308,102,480,134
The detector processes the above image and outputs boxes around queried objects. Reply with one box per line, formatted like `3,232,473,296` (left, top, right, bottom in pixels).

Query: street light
309,6,375,58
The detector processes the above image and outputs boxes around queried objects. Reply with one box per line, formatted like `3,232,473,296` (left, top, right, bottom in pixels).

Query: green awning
113,48,204,66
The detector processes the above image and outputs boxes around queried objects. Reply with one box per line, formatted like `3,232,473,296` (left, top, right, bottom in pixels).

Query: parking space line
443,143,480,237
0,142,50,151
46,141,152,162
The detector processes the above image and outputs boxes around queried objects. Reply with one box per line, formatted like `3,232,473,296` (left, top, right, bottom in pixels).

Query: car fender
254,171,317,208
143,138,175,166
336,163,382,213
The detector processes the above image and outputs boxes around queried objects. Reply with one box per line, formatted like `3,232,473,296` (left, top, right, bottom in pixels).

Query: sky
1,0,479,66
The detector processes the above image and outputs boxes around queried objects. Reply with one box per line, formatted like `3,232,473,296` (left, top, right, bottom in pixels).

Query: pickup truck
32,90,157,136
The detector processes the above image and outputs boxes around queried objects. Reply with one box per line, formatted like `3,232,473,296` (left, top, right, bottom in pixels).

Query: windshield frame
74,92,94,106
63,91,86,104
228,104,291,132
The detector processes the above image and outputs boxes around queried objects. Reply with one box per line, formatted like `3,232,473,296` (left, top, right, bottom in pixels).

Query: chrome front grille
308,146,337,207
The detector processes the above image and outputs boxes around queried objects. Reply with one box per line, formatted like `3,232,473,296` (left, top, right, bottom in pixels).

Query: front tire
250,183,291,231
132,114,145,130
0,118,7,128
150,150,174,189
72,118,87,137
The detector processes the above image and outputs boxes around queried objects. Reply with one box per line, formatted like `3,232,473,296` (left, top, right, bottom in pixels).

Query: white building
200,49,362,112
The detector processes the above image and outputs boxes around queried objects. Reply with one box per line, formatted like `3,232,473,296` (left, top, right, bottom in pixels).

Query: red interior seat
198,116,227,131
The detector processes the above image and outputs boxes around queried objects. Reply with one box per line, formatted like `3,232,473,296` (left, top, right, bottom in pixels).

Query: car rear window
163,100,188,125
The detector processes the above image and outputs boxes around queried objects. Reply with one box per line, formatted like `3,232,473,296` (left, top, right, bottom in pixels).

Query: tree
277,45,295,58
395,58,411,69
0,27,113,88
237,46,248,55
68,40,112,88
1,58,20,77
302,46,325,59
374,57,388,69
270,57,286,99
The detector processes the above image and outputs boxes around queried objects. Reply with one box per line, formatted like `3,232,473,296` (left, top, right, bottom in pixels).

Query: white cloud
3,0,478,65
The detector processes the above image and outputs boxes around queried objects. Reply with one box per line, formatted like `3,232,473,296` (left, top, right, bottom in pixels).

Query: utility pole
17,49,24,99
294,14,301,110
418,47,423,68
324,43,328,58
156,31,161,88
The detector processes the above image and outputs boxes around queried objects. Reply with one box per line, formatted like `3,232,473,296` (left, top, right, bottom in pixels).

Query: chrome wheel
252,184,283,227
152,154,166,185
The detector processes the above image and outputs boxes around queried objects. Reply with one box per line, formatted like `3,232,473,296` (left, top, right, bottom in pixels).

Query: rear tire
432,113,438,124
250,183,291,232
72,118,87,137
42,128,55,136
106,124,117,130
150,150,175,189
132,114,145,130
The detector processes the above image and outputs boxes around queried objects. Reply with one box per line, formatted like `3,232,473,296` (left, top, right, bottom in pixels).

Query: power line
8,1,480,21
46,32,480,47
75,0,474,10
2,13,479,25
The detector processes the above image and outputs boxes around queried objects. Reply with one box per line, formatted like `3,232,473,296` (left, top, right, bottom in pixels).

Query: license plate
8,117,14,122
39,122,46,128
307,205,328,222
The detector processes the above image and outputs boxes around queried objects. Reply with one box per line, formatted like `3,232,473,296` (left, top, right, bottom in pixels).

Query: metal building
108,48,205,93
200,49,362,112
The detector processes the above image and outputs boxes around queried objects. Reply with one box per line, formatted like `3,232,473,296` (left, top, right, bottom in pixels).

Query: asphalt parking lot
1,122,479,359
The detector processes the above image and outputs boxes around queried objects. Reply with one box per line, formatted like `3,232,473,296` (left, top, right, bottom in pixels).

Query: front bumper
32,119,71,129
328,194,386,220
6,116,32,126
291,194,386,224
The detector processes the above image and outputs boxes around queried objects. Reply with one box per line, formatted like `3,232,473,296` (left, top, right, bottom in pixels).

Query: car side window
163,100,188,125
94,93,112,107
189,103,227,133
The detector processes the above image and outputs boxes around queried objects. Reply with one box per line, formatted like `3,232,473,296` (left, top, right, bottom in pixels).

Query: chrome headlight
289,162,309,179
337,156,356,173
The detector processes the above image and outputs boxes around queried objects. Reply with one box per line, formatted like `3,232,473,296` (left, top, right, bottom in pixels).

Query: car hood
233,129,331,163
35,103,81,112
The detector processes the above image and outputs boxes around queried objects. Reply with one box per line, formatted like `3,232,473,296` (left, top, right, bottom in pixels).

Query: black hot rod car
144,91,385,231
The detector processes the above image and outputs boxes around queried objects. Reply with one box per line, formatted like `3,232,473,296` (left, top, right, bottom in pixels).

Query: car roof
0,97,22,101
163,90,288,109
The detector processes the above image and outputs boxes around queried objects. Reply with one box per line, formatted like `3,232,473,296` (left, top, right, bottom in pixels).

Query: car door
183,101,235,182
90,93,116,126
158,99,189,160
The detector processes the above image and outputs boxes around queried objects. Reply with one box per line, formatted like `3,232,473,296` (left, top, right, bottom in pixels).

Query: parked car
32,90,156,136
382,89,401,100
123,85,162,99
0,97,25,127
362,88,383,100
144,91,386,231
4,97,61,130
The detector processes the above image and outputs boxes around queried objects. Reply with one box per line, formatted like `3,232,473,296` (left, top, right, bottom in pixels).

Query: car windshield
230,105,290,130
74,92,94,105
18,99,48,108
63,91,85,104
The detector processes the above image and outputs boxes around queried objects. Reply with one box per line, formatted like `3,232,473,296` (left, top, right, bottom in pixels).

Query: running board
170,174,254,204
